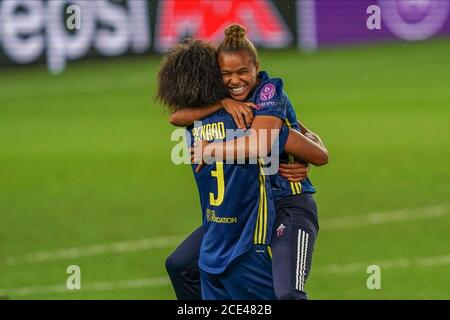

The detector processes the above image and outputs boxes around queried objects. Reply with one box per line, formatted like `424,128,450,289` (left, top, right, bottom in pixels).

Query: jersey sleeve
284,95,305,134
253,78,287,121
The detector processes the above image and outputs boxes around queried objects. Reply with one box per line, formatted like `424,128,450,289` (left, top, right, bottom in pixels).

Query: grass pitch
0,39,449,299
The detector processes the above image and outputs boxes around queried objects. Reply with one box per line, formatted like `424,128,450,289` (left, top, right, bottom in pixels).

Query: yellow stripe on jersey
261,166,268,244
254,174,262,244
285,118,292,128
290,181,296,194
256,173,266,244
254,160,268,245
285,119,304,196
287,154,300,195
291,181,301,195
261,159,269,244
267,246,273,259
258,174,264,243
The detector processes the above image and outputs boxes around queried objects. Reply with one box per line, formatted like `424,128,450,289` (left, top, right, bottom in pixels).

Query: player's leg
200,269,230,300
221,245,277,300
271,193,319,300
165,226,203,300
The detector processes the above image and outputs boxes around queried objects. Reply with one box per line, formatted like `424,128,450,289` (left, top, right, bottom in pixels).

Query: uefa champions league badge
259,83,276,101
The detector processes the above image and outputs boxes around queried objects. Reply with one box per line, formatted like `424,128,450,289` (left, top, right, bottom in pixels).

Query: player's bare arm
213,115,282,159
278,121,327,182
169,98,257,129
191,118,328,172
190,115,282,170
169,102,222,127
284,129,328,166
298,121,327,150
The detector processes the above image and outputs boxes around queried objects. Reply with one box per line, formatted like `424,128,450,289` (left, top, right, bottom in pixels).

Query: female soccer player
157,36,325,300
159,25,328,299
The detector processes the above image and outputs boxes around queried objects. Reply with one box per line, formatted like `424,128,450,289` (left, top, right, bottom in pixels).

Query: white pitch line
5,236,184,266
3,205,449,266
2,253,450,297
315,254,450,274
0,277,171,297
322,205,449,230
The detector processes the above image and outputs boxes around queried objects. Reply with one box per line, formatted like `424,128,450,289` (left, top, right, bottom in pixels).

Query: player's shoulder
199,108,228,122
255,71,285,103
197,109,236,132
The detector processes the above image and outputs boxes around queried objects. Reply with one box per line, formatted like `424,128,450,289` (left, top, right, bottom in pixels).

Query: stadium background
0,0,449,299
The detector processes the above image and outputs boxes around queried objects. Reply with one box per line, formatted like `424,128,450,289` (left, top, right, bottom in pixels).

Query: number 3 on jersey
209,162,224,206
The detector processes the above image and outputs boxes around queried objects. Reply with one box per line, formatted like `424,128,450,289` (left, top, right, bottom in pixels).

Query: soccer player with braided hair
158,26,328,299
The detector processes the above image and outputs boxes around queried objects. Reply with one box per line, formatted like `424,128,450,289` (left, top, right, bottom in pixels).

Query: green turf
0,39,449,299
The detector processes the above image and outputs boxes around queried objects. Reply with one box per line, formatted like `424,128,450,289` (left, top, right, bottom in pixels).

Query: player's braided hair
217,24,258,64
156,38,228,112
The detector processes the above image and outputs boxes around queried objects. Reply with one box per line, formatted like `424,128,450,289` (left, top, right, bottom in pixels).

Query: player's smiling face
218,50,259,101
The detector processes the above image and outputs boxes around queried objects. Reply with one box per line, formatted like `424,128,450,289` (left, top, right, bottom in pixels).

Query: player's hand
221,98,258,130
190,140,210,173
279,162,309,182
304,131,316,142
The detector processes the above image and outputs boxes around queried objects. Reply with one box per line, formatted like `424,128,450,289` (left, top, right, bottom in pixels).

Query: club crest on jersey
259,83,276,101
276,223,286,237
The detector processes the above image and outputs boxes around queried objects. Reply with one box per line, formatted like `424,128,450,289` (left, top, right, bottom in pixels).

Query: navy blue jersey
253,72,316,201
276,97,316,199
248,73,286,121
187,109,289,275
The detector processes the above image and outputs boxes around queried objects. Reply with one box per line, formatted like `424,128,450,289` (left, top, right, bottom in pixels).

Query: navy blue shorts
271,193,319,300
200,245,276,300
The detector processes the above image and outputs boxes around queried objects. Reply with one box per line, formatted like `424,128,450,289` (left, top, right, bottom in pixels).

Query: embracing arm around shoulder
210,115,283,160
169,102,222,127
190,115,283,172
284,129,328,166
169,98,257,128
297,121,327,151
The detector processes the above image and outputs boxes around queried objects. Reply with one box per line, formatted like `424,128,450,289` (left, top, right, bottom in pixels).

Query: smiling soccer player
159,25,328,300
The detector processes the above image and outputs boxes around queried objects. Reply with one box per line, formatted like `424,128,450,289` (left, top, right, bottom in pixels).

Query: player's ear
254,60,260,74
